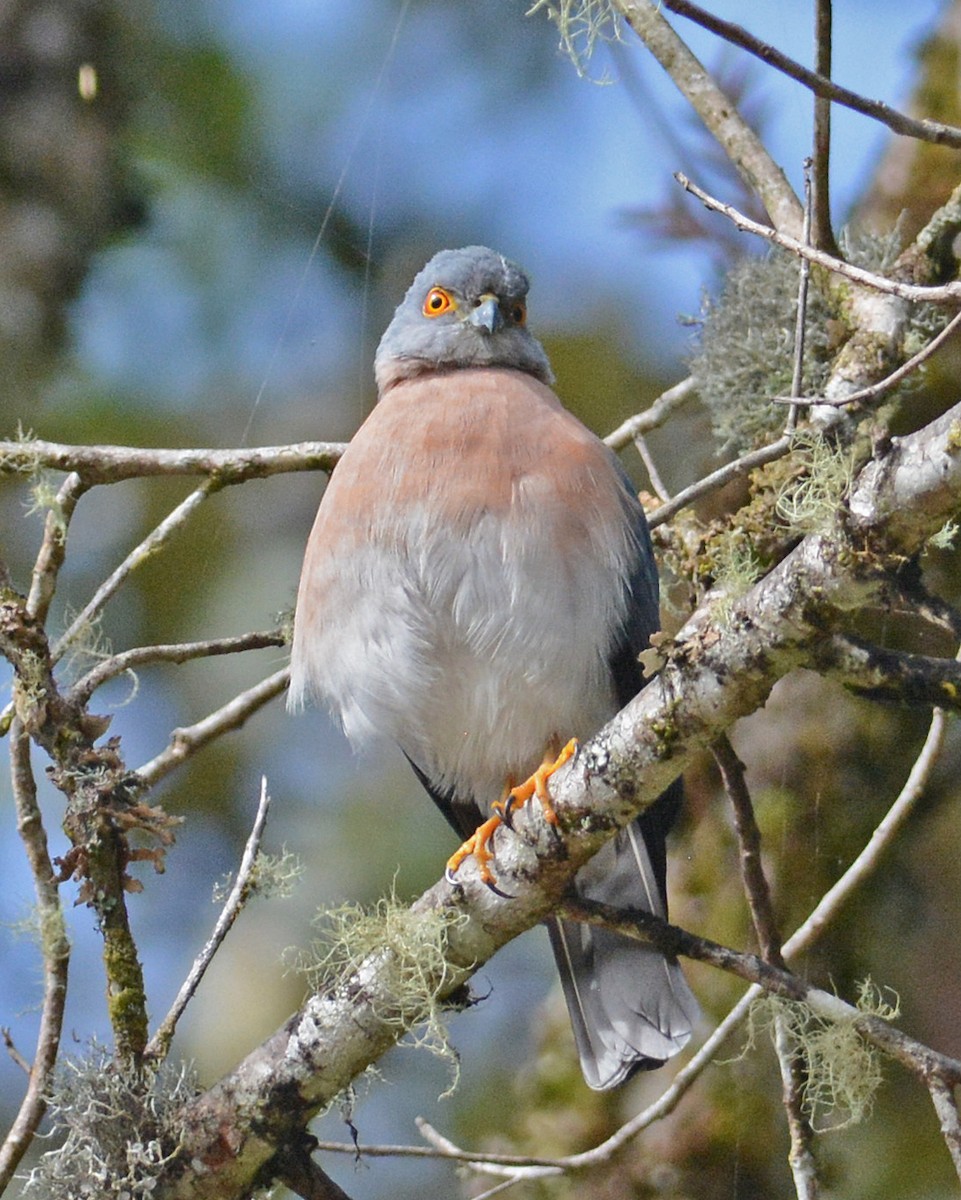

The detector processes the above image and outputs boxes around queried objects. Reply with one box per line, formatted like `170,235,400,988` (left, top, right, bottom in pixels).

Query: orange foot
445,812,505,892
498,738,578,827
445,740,578,896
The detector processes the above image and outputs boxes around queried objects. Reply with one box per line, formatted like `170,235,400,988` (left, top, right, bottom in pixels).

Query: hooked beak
467,294,502,335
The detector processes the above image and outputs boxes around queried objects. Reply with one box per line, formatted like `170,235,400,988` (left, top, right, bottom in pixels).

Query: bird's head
374,246,554,392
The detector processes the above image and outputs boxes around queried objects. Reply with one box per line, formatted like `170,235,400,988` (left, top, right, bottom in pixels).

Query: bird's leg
498,738,578,826
446,743,576,895
445,813,510,896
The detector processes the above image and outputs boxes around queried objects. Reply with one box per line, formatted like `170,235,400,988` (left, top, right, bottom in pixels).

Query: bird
289,245,697,1090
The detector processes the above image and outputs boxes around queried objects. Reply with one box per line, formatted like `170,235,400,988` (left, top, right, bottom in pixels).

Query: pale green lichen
710,533,764,626
691,228,948,456
526,0,620,78
747,980,899,1132
928,518,959,551
296,893,470,1095
212,846,304,904
774,431,856,536
18,1044,199,1199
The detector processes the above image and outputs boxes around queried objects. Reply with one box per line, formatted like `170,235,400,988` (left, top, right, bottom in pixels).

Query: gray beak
468,295,502,335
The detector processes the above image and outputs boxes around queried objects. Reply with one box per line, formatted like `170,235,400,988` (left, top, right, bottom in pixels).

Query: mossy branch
151,396,961,1199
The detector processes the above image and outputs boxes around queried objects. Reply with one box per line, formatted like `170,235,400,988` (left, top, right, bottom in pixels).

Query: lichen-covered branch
0,439,344,484
152,396,961,1199
0,587,172,1066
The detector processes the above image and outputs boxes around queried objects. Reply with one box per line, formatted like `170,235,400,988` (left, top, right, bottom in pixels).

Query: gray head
374,246,554,392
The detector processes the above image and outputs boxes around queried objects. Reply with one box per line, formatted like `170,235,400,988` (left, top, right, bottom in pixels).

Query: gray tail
547,818,698,1091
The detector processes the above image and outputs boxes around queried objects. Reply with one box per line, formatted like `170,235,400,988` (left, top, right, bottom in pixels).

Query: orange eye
510,301,527,325
423,286,455,317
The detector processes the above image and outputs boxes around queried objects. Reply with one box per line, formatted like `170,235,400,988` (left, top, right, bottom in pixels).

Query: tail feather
547,817,698,1091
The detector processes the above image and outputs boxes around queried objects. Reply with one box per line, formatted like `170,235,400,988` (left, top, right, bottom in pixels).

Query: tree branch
613,0,804,236
153,396,961,1199
69,630,286,705
50,480,222,666
603,376,698,451
147,779,274,1062
676,172,961,305
0,439,344,485
660,0,961,149
0,725,70,1189
135,668,290,788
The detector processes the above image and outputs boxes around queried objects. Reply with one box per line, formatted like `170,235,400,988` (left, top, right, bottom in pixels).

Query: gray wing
547,465,698,1089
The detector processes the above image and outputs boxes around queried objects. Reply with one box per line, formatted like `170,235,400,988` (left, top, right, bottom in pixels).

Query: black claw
484,876,515,900
445,865,464,889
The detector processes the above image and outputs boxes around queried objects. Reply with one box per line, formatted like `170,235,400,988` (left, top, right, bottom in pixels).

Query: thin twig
811,0,837,257
0,724,70,1190
0,439,344,484
784,692,951,952
50,479,221,667
147,779,273,1061
659,0,961,149
69,630,286,704
676,173,961,305
633,434,672,502
712,735,782,962
928,1074,961,1184
135,668,290,788
785,161,814,435
648,435,792,528
604,376,698,450
2,1030,31,1076
712,734,819,1198
774,308,961,408
26,472,88,623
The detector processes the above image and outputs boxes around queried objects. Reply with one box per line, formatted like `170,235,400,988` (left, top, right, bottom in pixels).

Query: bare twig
604,376,698,450
712,735,782,961
928,1074,961,1184
811,0,837,257
26,472,88,623
50,480,221,666
660,0,961,149
0,439,344,485
613,0,804,236
633,433,672,501
148,779,274,1061
774,308,961,408
712,734,819,1198
785,691,951,954
676,173,961,305
135,668,290,788
69,630,286,705
2,1030,31,1076
648,434,792,528
0,724,70,1190
785,161,814,435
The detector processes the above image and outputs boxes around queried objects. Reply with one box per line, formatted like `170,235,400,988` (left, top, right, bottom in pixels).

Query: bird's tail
547,813,698,1091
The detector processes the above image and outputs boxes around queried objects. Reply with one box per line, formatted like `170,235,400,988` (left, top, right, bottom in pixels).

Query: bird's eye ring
510,301,527,326
423,287,455,317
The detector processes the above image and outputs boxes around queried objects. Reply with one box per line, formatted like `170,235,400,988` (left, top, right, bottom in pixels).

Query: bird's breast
290,368,641,809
